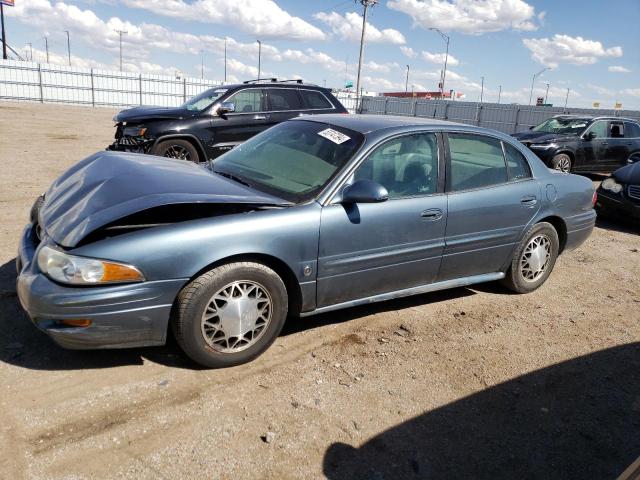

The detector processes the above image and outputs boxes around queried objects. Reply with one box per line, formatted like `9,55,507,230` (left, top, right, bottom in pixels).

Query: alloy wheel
554,157,571,173
520,234,552,282
163,144,191,160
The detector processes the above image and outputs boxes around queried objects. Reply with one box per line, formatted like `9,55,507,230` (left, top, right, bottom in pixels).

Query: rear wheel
551,153,572,173
501,222,559,294
172,262,288,368
154,139,200,162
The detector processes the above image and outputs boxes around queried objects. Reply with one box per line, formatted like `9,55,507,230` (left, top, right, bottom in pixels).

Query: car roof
216,82,328,91
553,114,639,123
298,114,470,134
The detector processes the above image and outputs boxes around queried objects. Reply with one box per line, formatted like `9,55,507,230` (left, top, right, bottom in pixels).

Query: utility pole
498,84,502,103
480,76,484,103
544,82,550,104
1,3,7,60
528,67,549,105
115,30,127,71
429,27,450,97
563,88,570,113
256,39,261,80
44,36,49,63
405,64,409,94
224,38,227,83
64,30,71,66
355,0,378,108
27,42,32,61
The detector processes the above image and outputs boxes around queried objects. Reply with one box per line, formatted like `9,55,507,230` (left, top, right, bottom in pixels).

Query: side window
448,133,508,191
353,133,438,198
587,120,608,139
610,122,624,138
302,90,333,109
503,142,532,181
625,122,640,138
228,89,264,113
267,89,302,111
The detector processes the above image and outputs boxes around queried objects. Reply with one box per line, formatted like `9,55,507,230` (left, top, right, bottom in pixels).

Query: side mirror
341,179,389,204
217,102,235,115
583,131,596,141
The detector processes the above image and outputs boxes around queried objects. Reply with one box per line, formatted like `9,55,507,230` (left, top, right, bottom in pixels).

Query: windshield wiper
214,170,253,188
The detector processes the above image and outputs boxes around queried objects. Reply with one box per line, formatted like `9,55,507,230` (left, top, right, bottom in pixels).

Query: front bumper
596,189,640,221
16,224,187,350
107,136,154,154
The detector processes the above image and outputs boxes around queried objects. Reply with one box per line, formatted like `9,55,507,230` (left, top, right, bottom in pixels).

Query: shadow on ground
323,342,640,480
596,215,640,235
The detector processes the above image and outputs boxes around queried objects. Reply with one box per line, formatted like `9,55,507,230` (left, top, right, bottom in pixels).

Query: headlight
601,178,623,194
529,143,557,149
122,126,147,137
37,246,145,285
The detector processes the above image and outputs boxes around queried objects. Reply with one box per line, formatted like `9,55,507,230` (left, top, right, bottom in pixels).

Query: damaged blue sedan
17,115,596,368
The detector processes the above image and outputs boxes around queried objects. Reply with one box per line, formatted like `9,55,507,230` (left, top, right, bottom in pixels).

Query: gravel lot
0,102,639,480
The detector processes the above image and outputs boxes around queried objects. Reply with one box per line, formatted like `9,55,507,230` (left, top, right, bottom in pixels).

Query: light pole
201,50,204,79
256,40,262,80
44,36,49,63
563,88,570,113
528,67,550,105
480,76,484,103
405,64,409,94
429,27,450,98
28,42,33,61
544,82,550,104
498,84,502,103
64,30,71,66
224,38,227,83
1,3,7,61
356,0,378,109
115,30,127,71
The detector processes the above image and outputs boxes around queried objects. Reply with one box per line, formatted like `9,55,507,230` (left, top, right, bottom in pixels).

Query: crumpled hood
512,131,575,144
40,151,288,248
612,161,640,185
114,106,195,123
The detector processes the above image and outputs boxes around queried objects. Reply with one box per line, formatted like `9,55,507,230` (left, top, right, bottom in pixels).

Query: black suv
108,79,348,162
513,115,640,173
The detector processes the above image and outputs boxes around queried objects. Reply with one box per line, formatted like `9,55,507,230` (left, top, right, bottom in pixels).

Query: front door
577,120,608,171
317,132,446,307
438,133,541,281
208,88,270,157
604,121,631,171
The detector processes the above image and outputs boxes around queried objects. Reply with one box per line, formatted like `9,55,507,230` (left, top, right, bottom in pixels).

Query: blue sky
5,0,640,108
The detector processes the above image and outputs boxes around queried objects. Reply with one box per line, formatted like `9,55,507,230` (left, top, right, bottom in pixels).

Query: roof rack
242,78,306,85
278,79,303,84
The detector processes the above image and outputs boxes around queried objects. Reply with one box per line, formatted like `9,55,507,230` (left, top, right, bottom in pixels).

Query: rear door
265,87,304,124
624,122,640,161
576,120,608,171
209,88,269,156
605,121,631,170
438,133,540,281
317,132,446,307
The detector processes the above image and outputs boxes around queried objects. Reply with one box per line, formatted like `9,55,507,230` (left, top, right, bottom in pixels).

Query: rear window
624,122,640,138
503,142,531,181
267,89,302,111
302,90,333,109
449,134,508,191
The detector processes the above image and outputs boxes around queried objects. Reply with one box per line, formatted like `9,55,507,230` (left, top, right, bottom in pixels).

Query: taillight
592,190,597,207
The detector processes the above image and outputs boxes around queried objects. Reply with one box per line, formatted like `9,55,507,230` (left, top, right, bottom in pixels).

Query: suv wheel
501,222,560,294
551,153,572,173
154,139,200,162
172,262,288,368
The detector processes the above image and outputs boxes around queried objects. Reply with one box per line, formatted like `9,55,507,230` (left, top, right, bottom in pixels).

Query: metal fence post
183,78,187,103
443,102,450,120
139,74,143,106
411,98,417,116
37,64,44,103
383,97,388,114
90,68,95,107
513,107,520,133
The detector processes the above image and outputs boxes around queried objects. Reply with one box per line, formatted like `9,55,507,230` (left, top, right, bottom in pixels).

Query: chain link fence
360,96,640,134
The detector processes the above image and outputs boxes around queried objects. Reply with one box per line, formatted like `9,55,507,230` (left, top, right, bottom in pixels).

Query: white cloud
364,61,400,74
314,11,405,44
122,0,326,40
282,48,346,72
608,65,631,73
387,0,539,34
523,34,623,68
421,51,460,66
622,88,640,98
225,58,258,78
400,46,417,58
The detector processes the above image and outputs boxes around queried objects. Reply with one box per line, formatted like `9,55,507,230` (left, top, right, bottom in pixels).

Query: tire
551,153,572,173
153,139,200,162
172,262,288,368
501,222,560,294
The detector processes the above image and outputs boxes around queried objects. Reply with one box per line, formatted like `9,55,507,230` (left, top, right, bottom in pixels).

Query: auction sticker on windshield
318,128,351,144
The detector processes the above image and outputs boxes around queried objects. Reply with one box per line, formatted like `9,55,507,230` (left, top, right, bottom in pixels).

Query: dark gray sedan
17,115,596,367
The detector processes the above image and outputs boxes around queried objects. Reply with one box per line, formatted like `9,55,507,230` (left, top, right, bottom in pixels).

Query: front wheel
172,262,288,368
153,139,200,162
551,153,572,173
501,222,560,294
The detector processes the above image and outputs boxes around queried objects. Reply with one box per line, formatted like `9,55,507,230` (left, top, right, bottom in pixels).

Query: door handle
420,208,443,221
601,141,608,146
520,195,537,207
253,115,267,120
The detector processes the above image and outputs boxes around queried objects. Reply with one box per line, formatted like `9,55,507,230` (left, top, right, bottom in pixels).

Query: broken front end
107,123,154,154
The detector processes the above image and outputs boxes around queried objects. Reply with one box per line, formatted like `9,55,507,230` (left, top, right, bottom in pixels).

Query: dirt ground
0,102,639,480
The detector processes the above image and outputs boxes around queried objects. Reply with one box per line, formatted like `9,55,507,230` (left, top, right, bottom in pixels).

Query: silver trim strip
300,271,505,317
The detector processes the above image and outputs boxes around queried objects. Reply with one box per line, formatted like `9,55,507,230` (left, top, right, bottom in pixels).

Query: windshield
211,121,364,203
532,117,590,135
182,88,228,112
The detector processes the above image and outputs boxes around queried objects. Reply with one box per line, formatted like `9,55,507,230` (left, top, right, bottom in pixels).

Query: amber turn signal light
59,319,92,327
